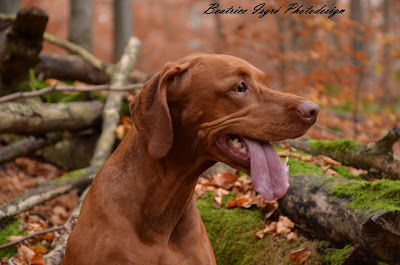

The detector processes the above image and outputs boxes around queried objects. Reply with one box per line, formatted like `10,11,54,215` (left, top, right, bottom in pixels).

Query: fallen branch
91,37,141,166
284,128,400,179
0,83,142,104
0,136,50,164
279,174,400,264
43,33,113,77
0,166,97,225
35,53,150,85
0,101,103,134
0,225,64,250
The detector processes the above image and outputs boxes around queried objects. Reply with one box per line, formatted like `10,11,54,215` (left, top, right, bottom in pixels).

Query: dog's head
130,53,319,200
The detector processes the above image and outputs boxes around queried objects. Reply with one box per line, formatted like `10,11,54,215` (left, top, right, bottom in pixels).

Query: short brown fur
62,54,318,265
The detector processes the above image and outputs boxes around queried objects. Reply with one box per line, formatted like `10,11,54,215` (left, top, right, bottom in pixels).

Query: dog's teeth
240,147,247,154
232,138,242,148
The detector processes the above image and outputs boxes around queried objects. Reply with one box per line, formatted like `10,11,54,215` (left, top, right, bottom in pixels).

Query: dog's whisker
191,136,200,156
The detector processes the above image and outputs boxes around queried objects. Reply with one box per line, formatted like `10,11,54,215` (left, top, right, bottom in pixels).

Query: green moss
49,168,87,184
324,245,353,265
331,166,360,180
0,219,27,258
330,179,400,213
287,158,324,175
197,193,326,265
307,139,362,154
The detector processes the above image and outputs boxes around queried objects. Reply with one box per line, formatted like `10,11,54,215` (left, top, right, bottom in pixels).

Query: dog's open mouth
216,134,289,201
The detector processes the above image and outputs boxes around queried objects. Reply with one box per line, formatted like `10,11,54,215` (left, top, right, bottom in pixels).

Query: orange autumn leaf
289,248,311,264
31,255,47,265
226,196,238,208
33,245,48,255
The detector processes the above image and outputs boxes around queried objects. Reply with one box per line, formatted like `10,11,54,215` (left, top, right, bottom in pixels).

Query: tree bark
113,0,132,61
279,174,400,264
0,101,103,135
0,7,48,95
34,53,150,85
0,0,19,45
0,136,50,164
91,37,141,167
284,128,400,179
68,0,91,52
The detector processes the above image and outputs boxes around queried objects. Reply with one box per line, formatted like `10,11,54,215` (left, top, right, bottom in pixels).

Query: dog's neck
117,127,214,245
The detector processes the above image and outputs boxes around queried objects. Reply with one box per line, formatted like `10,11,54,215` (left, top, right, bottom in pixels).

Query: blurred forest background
18,0,400,143
0,0,399,264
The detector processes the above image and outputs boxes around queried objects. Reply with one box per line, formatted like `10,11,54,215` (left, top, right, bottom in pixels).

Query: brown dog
62,54,319,265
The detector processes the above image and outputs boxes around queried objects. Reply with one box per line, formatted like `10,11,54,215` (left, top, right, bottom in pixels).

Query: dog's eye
236,83,246,93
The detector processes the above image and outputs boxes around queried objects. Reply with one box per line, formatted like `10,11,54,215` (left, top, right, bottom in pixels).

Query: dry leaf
17,244,35,264
287,232,299,242
348,167,368,176
33,245,48,255
254,230,265,239
31,255,47,265
324,168,339,176
276,216,294,235
289,248,311,264
7,235,24,242
262,221,277,234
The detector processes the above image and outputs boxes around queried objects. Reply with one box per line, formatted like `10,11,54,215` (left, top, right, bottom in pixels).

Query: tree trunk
0,0,19,45
68,0,91,52
35,53,150,85
0,101,103,134
0,7,48,95
113,0,132,61
379,0,393,103
279,174,400,264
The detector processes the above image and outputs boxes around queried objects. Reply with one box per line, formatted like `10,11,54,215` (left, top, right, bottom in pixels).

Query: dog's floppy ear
130,62,187,159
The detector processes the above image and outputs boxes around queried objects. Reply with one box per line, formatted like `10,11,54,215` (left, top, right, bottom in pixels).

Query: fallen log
0,101,103,134
0,166,97,225
35,53,150,85
279,174,400,264
0,136,50,164
285,128,400,179
0,8,48,95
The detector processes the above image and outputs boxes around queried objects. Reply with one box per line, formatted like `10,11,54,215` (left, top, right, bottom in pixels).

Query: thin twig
0,226,64,250
0,83,143,104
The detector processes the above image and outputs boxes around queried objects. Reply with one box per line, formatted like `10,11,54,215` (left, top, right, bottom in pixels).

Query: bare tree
379,0,393,103
113,0,132,61
68,0,92,52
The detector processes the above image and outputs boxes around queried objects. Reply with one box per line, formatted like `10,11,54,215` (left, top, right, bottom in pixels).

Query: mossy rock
197,193,327,264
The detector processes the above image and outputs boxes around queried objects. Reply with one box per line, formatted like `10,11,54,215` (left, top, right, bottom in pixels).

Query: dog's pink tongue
243,138,289,201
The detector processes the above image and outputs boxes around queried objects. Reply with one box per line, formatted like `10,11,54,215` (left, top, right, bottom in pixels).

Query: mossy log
285,128,400,179
0,8,48,95
0,101,103,134
279,174,400,264
35,53,150,85
0,166,98,226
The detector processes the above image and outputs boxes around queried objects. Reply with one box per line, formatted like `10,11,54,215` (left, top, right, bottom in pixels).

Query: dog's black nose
298,101,320,122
